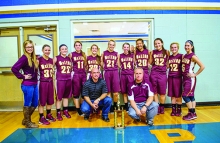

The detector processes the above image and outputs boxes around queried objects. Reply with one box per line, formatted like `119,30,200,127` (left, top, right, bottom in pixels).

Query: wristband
97,98,100,101
143,104,148,108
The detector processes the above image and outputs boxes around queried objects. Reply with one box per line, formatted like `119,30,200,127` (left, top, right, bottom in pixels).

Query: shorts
72,73,87,97
168,76,182,98
182,76,196,97
150,71,167,95
39,81,54,106
56,79,72,100
120,74,134,94
104,70,120,93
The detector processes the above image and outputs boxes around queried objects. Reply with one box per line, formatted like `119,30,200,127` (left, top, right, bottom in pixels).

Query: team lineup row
11,38,205,127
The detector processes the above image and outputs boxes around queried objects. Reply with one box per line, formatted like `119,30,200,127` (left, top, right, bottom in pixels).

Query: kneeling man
81,68,112,122
128,67,158,126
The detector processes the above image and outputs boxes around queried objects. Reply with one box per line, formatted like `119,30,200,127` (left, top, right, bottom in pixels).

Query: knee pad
182,96,190,103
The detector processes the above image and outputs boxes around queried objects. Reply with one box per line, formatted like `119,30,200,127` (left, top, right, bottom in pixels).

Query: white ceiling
73,22,149,36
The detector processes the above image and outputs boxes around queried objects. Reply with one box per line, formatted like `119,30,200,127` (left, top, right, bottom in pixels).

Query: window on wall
72,20,153,55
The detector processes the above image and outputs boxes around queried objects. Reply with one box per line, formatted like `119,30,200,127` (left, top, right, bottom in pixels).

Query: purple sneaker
175,108,182,116
157,106,161,115
192,113,197,119
170,107,176,116
182,113,193,121
46,113,56,122
39,116,50,125
57,112,63,121
63,110,71,118
160,106,164,114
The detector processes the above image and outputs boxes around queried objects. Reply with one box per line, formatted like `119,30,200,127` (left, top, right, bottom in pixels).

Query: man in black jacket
81,68,112,122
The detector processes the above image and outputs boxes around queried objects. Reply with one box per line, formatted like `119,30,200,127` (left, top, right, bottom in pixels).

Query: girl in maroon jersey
167,42,183,116
119,43,134,111
101,40,120,112
149,38,169,114
182,40,205,121
69,41,87,116
135,38,150,82
87,44,101,79
53,44,72,121
38,44,56,125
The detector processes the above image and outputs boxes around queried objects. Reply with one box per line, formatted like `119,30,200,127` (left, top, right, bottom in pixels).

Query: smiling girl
149,38,169,114
69,41,87,116
167,42,183,116
182,40,205,121
38,44,56,125
119,43,134,111
11,40,39,128
54,44,72,121
87,44,101,79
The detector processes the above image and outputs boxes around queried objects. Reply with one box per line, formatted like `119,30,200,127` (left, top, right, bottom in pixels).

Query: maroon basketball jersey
71,51,86,74
168,53,183,77
135,49,149,71
182,53,195,76
87,55,100,73
151,49,168,72
103,50,118,71
39,56,53,81
55,55,72,80
120,53,134,75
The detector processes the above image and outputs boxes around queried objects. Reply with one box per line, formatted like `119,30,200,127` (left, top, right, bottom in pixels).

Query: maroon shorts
150,71,167,95
72,73,86,97
168,76,182,98
104,70,120,93
39,81,54,106
143,69,149,82
56,79,72,100
120,74,134,94
182,76,196,97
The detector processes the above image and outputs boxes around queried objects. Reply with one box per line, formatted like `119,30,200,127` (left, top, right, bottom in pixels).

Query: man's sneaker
192,113,197,119
147,120,154,126
110,106,114,114
160,106,165,114
134,118,141,123
46,113,56,122
84,115,89,120
77,110,84,116
102,116,110,122
39,116,50,125
182,112,193,121
157,106,161,115
63,110,71,118
175,108,182,116
57,112,63,121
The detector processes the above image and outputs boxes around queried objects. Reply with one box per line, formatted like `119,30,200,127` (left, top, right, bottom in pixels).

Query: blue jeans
81,96,112,118
21,84,39,108
128,101,158,122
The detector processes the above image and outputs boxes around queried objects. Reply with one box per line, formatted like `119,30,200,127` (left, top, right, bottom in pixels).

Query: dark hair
186,40,195,53
154,38,166,57
59,44,67,50
90,44,101,65
42,44,51,50
122,42,131,54
136,38,147,51
74,41,87,66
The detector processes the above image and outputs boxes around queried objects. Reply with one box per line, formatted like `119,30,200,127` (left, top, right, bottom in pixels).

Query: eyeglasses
25,46,33,49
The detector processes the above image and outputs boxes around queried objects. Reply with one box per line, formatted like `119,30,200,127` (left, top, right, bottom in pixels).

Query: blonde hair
107,39,116,50
170,42,180,49
23,40,38,68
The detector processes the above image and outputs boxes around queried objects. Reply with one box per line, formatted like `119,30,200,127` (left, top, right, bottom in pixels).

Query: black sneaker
102,117,110,122
134,118,141,122
84,115,89,120
110,106,114,114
